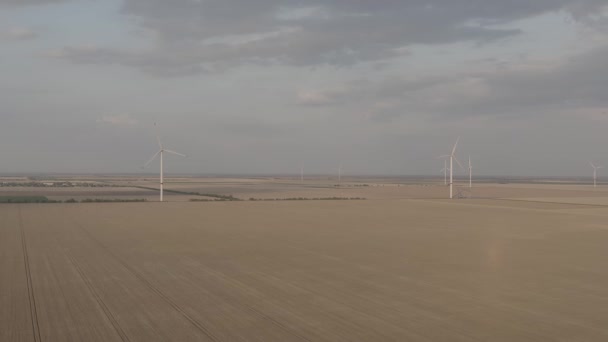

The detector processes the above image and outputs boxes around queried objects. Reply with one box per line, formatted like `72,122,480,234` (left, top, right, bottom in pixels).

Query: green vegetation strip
248,197,366,201
77,199,147,203
190,197,365,202
0,181,112,187
0,196,59,203
0,196,147,204
134,186,241,201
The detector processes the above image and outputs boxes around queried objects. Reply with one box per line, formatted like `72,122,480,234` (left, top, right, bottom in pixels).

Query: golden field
2,178,608,341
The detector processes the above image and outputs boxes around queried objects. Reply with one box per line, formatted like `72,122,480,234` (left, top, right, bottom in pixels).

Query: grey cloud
46,46,126,64
297,75,463,107
459,46,608,116
50,0,607,76
298,44,608,121
218,120,284,138
0,0,67,7
96,114,139,126
0,27,38,41
296,85,357,106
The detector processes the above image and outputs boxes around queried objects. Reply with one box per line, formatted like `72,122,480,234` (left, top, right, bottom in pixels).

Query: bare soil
3,197,608,341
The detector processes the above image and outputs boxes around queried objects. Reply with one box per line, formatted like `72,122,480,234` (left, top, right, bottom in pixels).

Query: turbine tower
338,163,342,183
468,156,472,188
590,162,603,188
439,137,464,199
143,124,186,202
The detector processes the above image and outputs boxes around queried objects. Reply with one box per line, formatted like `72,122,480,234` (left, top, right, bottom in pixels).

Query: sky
1,0,608,176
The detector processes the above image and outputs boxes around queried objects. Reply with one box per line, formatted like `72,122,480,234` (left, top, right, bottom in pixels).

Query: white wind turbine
440,160,449,185
338,163,343,183
143,124,186,202
468,156,473,188
590,162,603,188
439,137,464,199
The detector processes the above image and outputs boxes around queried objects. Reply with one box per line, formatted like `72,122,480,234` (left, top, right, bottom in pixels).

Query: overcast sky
1,0,608,176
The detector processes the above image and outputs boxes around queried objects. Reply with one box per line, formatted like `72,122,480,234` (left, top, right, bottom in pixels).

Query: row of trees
0,197,146,204
0,182,112,188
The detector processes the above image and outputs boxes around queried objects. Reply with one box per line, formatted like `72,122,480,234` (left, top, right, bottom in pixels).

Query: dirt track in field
3,199,608,341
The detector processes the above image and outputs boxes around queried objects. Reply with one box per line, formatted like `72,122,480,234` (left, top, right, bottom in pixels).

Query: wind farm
4,0,608,341
3,129,608,341
4,173,608,341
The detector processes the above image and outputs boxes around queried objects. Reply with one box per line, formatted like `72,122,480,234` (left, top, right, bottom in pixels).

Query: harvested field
508,197,608,206
3,198,608,341
5,176,608,201
121,178,608,200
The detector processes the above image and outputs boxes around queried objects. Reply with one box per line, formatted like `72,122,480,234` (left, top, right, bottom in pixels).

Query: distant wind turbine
143,123,186,202
439,137,464,199
590,162,603,188
338,163,343,183
300,163,304,182
440,160,449,185
468,156,473,188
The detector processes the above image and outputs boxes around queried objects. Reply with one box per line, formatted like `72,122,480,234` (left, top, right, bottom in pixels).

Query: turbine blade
143,150,161,169
156,136,162,149
154,122,163,149
164,149,186,157
437,155,450,159
454,156,466,172
590,161,596,168
451,136,460,156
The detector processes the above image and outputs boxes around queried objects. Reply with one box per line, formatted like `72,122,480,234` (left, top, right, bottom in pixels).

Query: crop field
3,176,608,201
121,177,608,200
3,195,608,341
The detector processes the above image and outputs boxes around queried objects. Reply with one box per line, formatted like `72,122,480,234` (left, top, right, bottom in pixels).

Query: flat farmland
5,177,608,202
124,177,608,200
3,199,608,341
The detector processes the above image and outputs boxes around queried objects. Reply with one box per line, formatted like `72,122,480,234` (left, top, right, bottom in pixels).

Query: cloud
0,0,68,8
0,27,38,41
297,88,349,106
4,2,608,176
219,120,284,138
438,46,608,118
46,45,122,62
295,43,608,121
48,0,608,76
96,114,139,126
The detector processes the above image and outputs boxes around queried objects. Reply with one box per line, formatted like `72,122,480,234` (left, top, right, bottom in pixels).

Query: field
3,178,608,341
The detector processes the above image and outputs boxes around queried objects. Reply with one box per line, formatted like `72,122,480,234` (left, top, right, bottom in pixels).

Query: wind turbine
143,124,186,202
590,162,603,188
439,137,464,199
468,156,473,188
300,163,304,182
338,163,342,183
440,160,449,185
